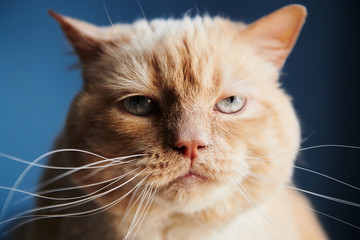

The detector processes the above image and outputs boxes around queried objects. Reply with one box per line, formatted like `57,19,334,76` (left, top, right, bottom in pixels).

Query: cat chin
154,181,231,214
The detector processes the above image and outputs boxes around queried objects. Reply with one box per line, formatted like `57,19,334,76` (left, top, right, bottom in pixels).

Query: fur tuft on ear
244,4,307,68
49,10,105,64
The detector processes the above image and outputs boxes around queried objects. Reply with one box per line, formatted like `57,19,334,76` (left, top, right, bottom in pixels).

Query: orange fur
23,5,327,240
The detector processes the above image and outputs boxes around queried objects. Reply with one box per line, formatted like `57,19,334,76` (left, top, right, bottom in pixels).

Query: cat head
50,5,306,217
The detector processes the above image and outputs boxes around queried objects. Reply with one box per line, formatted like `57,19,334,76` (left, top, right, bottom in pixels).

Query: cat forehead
56,5,305,98
102,17,254,101
128,16,234,40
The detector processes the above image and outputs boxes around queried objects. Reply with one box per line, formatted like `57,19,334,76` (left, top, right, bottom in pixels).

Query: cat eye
215,96,246,114
121,96,155,116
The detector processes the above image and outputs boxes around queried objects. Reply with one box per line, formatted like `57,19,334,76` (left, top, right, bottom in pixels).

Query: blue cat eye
215,96,246,114
122,96,155,116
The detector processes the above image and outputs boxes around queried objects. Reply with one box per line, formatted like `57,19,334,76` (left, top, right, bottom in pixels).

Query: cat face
50,5,305,215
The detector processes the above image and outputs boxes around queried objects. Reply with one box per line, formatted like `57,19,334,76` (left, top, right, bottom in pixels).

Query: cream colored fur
22,5,327,240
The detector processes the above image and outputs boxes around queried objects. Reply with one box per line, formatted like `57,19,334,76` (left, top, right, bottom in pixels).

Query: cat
9,4,328,240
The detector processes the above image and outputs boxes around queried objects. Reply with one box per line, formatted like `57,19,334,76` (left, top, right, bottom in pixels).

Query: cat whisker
102,43,135,69
290,186,359,207
100,3,139,69
243,145,360,191
230,177,299,240
2,181,144,238
0,150,146,170
2,167,147,225
230,179,286,240
237,166,360,207
300,144,360,152
183,8,195,18
125,184,157,240
0,166,132,205
30,168,147,215
135,0,147,21
234,166,360,230
69,171,153,219
102,0,123,42
304,205,360,230
50,170,146,214
73,158,128,184
222,182,277,238
36,157,140,193
11,156,142,207
210,163,288,237
255,159,359,191
1,168,152,237
121,182,144,223
40,167,141,202
0,149,78,222
0,148,146,212
124,186,150,239
6,157,140,210
246,210,280,240
102,0,148,75
102,2,154,91
0,186,57,202
216,183,231,222
300,131,317,144
293,165,359,191
130,187,157,240
243,144,360,161
240,180,299,240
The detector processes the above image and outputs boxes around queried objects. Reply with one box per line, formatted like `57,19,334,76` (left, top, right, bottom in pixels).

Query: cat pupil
132,96,146,105
228,96,235,104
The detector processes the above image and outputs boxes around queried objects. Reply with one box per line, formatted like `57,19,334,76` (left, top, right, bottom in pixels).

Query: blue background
0,0,359,239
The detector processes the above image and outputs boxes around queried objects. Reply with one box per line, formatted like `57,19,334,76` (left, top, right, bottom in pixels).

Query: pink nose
175,139,207,161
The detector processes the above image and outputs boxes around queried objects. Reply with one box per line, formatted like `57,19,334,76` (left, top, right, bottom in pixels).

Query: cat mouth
172,170,207,184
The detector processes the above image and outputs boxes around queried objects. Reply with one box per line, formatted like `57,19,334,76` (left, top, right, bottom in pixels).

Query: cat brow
103,65,156,96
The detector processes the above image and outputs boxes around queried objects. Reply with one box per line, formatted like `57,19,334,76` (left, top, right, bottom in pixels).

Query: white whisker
230,178,284,240
0,150,146,170
130,187,157,240
36,157,139,192
235,166,360,230
240,179,298,240
300,144,360,152
125,185,151,239
121,183,142,223
44,167,140,202
216,183,231,222
237,167,360,208
102,0,146,73
2,168,151,237
0,148,147,223
244,155,360,192
125,184,156,240
12,157,141,206
135,0,147,21
1,167,147,226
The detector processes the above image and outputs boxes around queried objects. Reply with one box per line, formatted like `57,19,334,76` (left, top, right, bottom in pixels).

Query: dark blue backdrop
0,0,359,239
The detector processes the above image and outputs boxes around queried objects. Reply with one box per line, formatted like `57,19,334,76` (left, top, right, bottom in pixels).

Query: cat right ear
243,5,307,68
49,10,112,64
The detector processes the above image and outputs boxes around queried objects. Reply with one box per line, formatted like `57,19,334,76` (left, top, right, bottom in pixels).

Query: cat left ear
49,10,111,64
243,5,307,68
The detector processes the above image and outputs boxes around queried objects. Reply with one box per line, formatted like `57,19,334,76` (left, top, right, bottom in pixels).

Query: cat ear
49,10,112,64
244,5,307,68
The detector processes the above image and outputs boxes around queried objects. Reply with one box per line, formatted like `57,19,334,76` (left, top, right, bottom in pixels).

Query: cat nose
174,138,208,161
